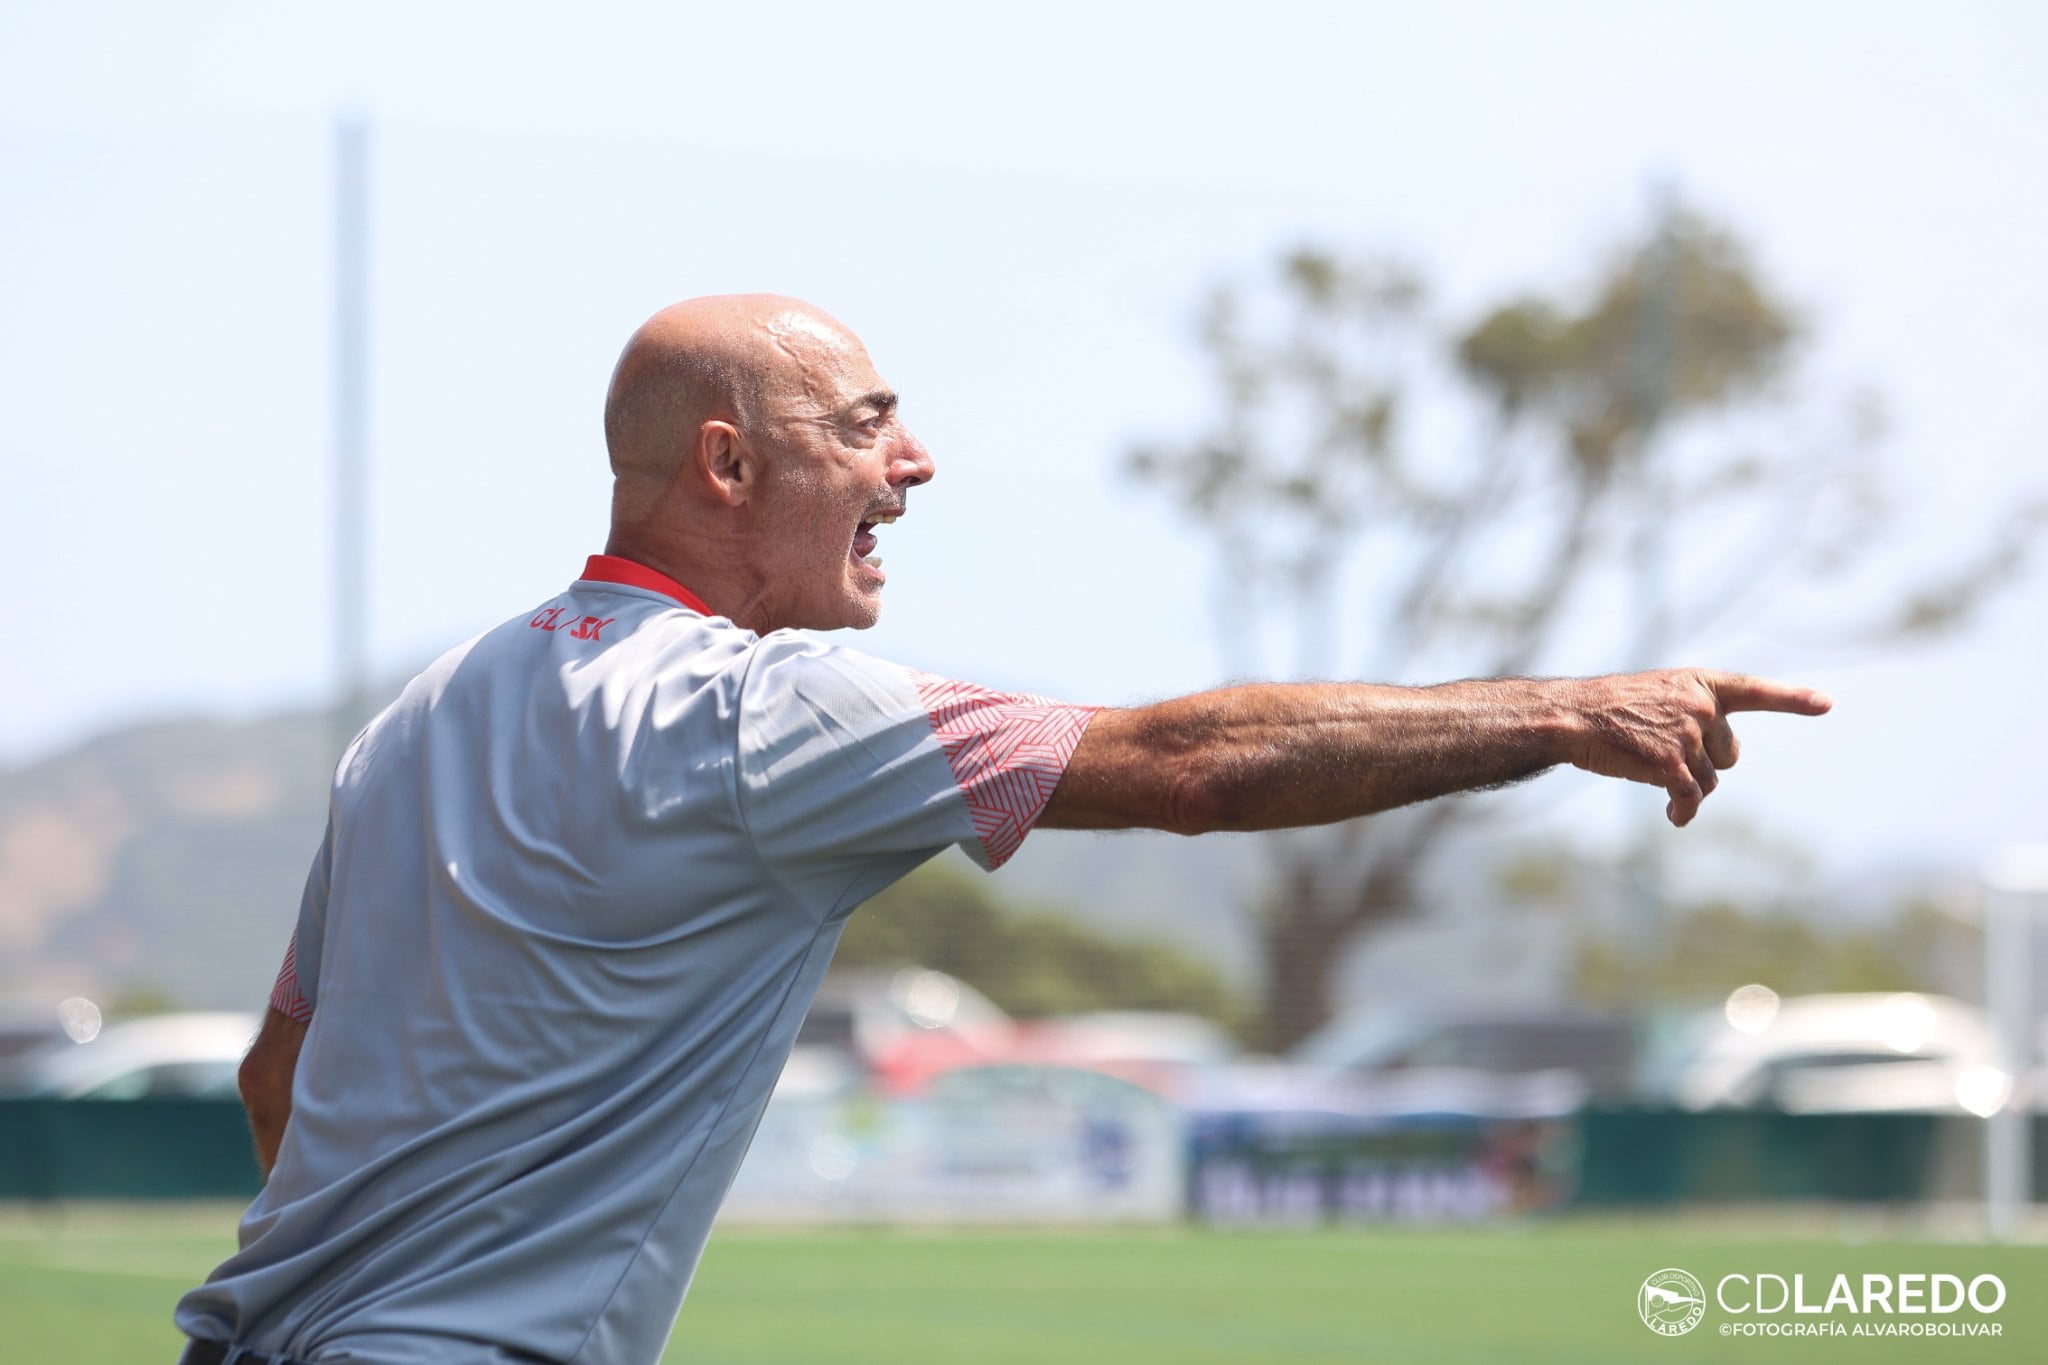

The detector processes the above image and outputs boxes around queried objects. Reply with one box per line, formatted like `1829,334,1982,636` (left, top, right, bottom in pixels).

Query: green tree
1568,896,1979,1006
840,858,1243,1030
105,984,184,1018
1494,830,1984,1007
1130,203,2043,1052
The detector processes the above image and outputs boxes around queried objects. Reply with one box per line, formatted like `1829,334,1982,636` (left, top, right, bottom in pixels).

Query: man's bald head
598,295,934,634
604,295,831,515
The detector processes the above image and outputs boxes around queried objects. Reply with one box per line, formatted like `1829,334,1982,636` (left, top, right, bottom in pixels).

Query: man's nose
892,427,935,487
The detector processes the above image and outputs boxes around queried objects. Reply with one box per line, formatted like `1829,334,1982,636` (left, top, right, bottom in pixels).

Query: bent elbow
238,1038,294,1121
1162,761,1229,837
238,1054,275,1119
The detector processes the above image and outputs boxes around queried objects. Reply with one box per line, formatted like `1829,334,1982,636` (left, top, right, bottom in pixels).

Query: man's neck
602,530,776,633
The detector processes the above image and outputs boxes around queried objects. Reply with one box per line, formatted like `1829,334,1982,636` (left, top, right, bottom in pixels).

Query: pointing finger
1703,672,1834,717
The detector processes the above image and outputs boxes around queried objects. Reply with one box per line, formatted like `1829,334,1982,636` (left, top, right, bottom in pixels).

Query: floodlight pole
331,114,372,761
1984,845,2048,1242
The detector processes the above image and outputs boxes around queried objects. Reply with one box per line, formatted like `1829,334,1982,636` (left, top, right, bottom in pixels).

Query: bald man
176,296,1829,1365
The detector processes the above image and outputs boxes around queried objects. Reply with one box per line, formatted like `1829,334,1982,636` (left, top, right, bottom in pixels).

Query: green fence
2,1097,2044,1207
0,1098,260,1199
1574,1107,2048,1206
1575,1108,1938,1204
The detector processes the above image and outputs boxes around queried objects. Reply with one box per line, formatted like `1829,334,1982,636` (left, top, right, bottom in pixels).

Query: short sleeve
269,816,334,1021
267,934,312,1021
903,670,1097,869
734,636,1096,916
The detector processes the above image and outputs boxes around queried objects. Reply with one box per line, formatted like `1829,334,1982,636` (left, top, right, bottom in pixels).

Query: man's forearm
1041,668,1830,835
240,1008,307,1180
1047,678,1578,834
246,1085,291,1180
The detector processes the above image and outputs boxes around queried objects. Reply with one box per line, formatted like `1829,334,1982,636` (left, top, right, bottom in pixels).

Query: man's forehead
764,308,856,354
762,309,887,411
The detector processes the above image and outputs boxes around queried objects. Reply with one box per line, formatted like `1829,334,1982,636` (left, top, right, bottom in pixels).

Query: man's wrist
1530,677,1589,769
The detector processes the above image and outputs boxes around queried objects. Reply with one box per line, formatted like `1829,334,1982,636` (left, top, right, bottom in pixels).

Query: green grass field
5,1204,2044,1362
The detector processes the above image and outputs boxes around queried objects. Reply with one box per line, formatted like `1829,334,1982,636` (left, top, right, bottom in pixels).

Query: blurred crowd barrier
6,1089,2046,1217
724,1066,1184,1224
1188,1111,1573,1224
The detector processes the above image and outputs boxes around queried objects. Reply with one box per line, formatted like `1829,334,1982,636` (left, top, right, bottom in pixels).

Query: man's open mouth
853,511,900,566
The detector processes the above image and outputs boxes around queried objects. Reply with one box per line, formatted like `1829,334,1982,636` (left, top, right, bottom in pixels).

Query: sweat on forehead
754,307,883,411
762,307,855,354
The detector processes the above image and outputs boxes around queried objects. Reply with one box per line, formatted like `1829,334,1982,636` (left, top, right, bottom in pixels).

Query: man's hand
1562,669,1833,827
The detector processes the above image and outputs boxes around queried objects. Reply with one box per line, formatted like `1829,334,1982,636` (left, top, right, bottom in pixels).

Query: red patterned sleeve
907,671,1099,869
268,932,314,1022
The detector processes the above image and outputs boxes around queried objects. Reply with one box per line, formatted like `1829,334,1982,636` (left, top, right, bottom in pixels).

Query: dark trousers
179,1340,304,1365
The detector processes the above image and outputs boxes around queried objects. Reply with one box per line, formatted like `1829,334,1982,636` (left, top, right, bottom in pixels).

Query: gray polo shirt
175,555,1094,1364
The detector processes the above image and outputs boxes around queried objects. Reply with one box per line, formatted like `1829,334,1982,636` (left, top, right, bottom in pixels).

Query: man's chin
809,586,882,632
842,595,883,630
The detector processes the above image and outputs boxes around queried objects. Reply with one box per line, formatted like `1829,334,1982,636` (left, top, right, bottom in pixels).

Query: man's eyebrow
848,390,897,419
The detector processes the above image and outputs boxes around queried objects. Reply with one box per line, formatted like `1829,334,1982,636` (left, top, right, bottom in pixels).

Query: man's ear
698,420,754,506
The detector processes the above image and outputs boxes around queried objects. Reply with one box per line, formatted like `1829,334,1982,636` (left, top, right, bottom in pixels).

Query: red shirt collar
578,555,714,615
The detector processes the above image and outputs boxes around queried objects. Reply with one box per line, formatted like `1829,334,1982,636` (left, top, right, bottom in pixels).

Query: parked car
0,1017,70,1093
784,970,1244,1101
16,1011,260,1100
784,968,1012,1095
1293,1005,1637,1103
1656,992,1999,1115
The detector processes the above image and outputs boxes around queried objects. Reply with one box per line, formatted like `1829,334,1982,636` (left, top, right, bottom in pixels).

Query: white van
1661,992,1998,1114
18,1011,260,1100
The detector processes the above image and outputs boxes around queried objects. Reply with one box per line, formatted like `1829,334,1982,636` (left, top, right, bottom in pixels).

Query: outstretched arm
1038,668,1830,835
239,1007,307,1180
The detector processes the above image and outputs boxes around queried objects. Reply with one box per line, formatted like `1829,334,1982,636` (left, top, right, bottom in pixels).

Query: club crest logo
1638,1267,1706,1336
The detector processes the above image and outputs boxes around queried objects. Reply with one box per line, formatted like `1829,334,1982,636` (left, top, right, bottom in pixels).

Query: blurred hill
0,706,335,1014
0,692,1267,1018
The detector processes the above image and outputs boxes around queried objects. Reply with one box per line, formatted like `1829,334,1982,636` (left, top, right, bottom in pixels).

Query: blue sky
3,1,2043,877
